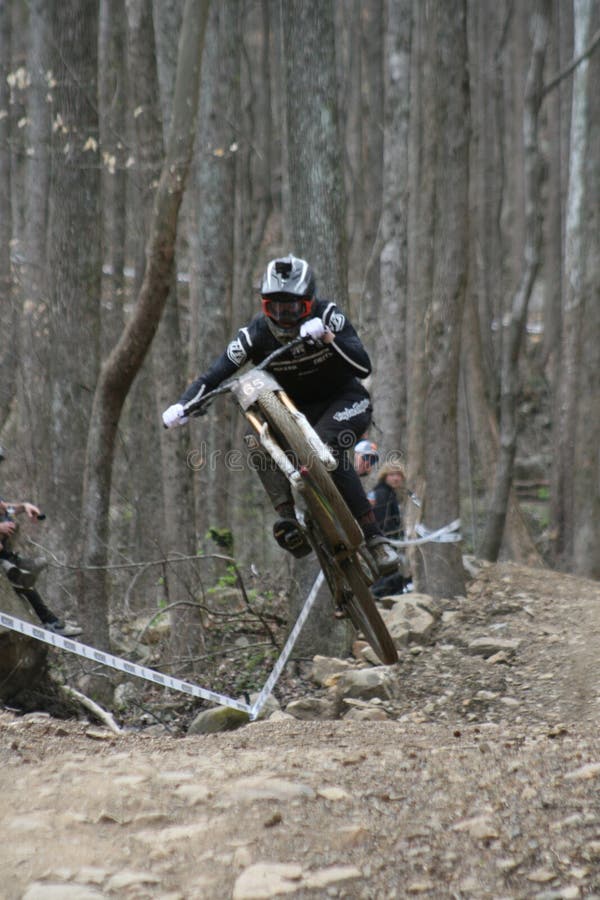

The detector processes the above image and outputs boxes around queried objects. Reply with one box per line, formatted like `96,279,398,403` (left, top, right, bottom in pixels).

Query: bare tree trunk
573,261,600,576
271,0,291,250
461,291,543,565
233,0,273,321
550,0,588,570
15,0,53,495
480,0,551,561
540,0,570,378
556,0,600,576
502,3,529,297
226,2,276,572
464,0,543,567
0,579,48,705
8,3,28,253
125,0,167,576
404,0,429,592
47,1,102,601
99,0,128,353
373,0,411,459
412,0,469,599
152,0,184,132
154,301,202,669
359,0,384,333
283,0,348,297
188,2,240,556
151,0,202,666
543,3,573,571
281,0,353,657
467,0,508,408
0,2,15,429
340,0,363,318
80,0,210,648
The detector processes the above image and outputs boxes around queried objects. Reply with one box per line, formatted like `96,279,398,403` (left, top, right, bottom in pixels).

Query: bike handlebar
183,334,307,419
256,334,305,370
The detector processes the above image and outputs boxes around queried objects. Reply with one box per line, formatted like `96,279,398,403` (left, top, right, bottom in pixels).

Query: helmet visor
262,295,312,327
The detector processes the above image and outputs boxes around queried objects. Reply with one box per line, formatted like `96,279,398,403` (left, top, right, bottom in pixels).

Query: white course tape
415,519,462,543
0,569,326,723
389,518,461,548
0,612,252,715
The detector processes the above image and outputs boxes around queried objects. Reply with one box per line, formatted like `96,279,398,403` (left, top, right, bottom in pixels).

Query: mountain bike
183,337,398,666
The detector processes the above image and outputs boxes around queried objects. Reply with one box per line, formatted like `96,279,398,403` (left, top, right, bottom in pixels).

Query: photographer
0,447,81,637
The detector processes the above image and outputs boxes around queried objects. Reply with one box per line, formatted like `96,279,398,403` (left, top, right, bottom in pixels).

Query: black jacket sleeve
179,326,254,407
321,302,371,378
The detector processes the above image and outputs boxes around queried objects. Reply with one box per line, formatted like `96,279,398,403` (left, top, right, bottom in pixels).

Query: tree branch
542,27,600,97
61,684,122,734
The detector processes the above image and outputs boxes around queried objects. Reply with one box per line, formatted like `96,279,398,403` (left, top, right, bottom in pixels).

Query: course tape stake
250,570,324,720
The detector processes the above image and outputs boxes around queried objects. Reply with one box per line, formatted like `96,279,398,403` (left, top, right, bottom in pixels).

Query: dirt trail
1,563,600,899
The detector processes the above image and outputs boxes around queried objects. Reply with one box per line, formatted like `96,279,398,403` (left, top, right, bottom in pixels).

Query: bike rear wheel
340,559,398,665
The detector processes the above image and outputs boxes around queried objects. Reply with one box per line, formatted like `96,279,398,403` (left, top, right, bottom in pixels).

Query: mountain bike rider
162,255,399,577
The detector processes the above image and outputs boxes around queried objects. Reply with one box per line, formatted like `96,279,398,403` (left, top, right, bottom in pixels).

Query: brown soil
2,562,600,899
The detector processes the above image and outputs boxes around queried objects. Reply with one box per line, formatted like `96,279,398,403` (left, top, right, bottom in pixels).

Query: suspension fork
244,409,303,488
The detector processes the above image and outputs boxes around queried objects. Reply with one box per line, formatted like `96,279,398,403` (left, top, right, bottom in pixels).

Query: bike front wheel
340,558,398,665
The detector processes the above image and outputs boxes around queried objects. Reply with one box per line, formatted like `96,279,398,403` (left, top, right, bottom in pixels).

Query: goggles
262,294,313,327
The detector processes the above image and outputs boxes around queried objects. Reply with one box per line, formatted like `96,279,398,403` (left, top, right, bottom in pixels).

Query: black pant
12,585,58,625
301,387,373,521
1,549,57,625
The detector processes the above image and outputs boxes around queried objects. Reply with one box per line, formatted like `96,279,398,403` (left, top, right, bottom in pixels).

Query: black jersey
180,299,372,408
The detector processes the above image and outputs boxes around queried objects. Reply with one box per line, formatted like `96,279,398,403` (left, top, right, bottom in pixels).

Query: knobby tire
310,535,397,665
339,560,398,665
257,390,398,666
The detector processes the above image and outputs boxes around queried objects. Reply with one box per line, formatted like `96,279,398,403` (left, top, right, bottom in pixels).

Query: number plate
231,369,281,409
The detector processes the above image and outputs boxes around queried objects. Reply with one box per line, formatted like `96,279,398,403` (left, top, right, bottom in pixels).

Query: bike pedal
273,518,312,559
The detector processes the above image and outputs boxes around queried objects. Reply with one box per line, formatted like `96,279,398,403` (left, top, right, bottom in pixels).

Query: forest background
0,0,598,678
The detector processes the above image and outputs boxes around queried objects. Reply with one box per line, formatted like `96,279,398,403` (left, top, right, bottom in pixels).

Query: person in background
368,461,409,597
0,447,82,637
353,438,379,479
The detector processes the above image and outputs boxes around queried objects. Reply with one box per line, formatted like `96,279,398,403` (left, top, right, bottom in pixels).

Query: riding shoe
45,620,83,638
273,517,312,559
366,535,400,576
